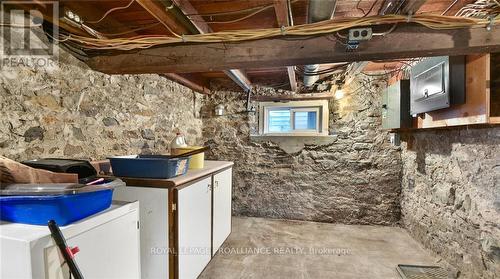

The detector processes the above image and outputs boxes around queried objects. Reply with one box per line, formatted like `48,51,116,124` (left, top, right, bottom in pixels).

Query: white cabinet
113,187,169,279
176,177,212,279
0,202,141,279
212,168,232,255
113,161,233,279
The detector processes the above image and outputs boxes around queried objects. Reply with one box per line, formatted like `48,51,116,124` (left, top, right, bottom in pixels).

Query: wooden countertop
117,160,233,189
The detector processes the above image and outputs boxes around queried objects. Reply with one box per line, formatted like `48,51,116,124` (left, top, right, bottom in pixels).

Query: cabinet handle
215,180,219,190
207,184,212,192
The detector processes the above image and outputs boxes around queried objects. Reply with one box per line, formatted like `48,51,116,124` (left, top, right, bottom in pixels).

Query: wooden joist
274,0,297,91
135,0,190,35
345,61,369,86
171,0,252,92
172,0,211,34
163,73,211,94
287,67,298,92
252,92,334,102
401,0,427,14
87,25,500,74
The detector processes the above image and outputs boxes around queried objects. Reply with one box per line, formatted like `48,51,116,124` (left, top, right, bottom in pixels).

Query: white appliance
0,201,141,279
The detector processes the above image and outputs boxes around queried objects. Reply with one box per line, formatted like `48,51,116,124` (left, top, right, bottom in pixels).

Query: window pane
268,110,291,132
294,111,317,130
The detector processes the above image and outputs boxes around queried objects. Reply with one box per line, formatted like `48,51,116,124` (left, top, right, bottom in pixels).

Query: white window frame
258,100,329,136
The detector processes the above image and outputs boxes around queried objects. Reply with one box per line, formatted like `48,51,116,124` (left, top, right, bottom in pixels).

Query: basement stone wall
202,78,402,224
400,127,500,279
0,28,203,161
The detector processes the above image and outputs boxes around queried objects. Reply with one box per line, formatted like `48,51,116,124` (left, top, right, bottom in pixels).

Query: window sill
250,134,332,139
249,134,338,154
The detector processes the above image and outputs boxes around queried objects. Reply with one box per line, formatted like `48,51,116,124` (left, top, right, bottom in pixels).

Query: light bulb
335,89,344,100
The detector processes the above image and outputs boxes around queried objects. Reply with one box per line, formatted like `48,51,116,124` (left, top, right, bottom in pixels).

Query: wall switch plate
348,28,373,41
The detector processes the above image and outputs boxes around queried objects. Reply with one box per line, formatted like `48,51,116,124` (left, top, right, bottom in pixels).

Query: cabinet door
45,209,141,279
113,187,169,279
212,168,232,256
177,177,212,279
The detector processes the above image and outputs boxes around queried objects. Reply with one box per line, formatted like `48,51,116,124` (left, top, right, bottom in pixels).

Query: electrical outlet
348,28,373,41
389,132,401,146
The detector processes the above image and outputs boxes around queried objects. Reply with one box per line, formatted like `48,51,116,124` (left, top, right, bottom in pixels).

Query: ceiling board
45,0,486,88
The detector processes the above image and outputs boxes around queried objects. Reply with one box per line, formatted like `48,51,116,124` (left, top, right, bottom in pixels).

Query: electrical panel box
382,80,411,129
410,56,465,115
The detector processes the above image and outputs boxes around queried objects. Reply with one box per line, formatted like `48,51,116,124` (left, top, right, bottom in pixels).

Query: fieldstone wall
202,78,401,224
0,28,203,161
400,127,500,278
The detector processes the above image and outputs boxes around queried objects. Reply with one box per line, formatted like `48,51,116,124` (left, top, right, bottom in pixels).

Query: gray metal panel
382,80,411,129
410,56,465,115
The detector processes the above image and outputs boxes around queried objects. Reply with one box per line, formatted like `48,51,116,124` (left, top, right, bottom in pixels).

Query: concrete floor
200,217,439,279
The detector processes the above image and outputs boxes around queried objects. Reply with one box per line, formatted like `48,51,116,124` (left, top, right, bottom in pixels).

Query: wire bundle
59,14,499,51
455,0,500,18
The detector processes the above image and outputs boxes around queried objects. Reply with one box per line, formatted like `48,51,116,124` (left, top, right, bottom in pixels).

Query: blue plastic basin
0,189,113,226
109,155,190,179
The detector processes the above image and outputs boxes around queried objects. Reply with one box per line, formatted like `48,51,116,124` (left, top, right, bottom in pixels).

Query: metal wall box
382,80,411,129
410,56,466,115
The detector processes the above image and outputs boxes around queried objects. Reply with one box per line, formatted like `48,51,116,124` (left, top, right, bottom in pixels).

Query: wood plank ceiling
18,0,480,92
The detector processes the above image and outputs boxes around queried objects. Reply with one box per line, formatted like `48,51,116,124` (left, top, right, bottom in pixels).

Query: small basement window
258,100,329,136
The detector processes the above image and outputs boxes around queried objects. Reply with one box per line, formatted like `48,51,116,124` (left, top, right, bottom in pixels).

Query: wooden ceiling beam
286,66,298,92
87,25,500,74
401,0,428,14
134,0,216,94
171,0,211,33
274,0,290,26
163,73,211,94
171,0,252,92
274,0,297,91
135,0,190,36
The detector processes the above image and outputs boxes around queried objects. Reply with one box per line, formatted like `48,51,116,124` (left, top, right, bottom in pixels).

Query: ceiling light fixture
335,88,345,100
334,79,346,100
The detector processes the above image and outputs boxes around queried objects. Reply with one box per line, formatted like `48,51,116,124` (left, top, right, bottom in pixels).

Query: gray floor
200,217,438,279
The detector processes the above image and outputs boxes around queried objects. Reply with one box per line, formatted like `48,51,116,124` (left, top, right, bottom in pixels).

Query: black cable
356,0,380,17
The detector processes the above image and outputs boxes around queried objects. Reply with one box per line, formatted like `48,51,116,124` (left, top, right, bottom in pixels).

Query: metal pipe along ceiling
303,0,338,87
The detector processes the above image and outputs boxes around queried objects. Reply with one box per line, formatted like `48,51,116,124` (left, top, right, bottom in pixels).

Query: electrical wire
197,5,276,24
186,2,274,17
56,14,500,51
193,0,299,24
455,0,500,18
99,23,161,37
442,0,460,15
357,0,380,17
372,23,398,36
86,0,136,24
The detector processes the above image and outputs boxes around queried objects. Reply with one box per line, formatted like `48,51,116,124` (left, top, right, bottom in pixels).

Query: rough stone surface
23,126,44,142
400,127,500,279
102,117,119,127
0,27,203,161
202,79,401,224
